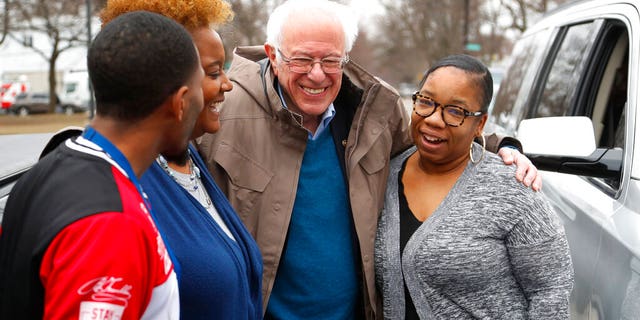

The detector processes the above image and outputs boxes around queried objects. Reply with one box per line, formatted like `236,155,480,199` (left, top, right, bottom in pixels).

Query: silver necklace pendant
157,152,213,209
157,151,199,191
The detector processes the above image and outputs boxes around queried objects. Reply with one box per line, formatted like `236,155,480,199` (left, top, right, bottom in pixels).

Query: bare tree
94,0,106,10
499,0,569,32
478,1,512,64
220,0,571,89
348,27,378,72
370,0,474,86
222,0,269,47
366,0,572,86
217,0,285,63
218,0,350,63
0,0,9,45
11,0,97,113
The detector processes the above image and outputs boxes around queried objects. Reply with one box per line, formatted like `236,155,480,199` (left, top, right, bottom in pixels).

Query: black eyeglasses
411,92,484,127
276,48,349,74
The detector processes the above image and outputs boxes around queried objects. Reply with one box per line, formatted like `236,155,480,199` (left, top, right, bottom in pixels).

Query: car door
0,133,54,223
527,20,612,320
32,93,49,113
490,3,640,319
531,14,639,320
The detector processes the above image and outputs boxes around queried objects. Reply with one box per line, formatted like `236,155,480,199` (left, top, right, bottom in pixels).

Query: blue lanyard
82,126,150,208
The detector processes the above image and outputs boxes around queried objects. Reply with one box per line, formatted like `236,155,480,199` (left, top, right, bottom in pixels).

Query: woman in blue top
101,1,263,319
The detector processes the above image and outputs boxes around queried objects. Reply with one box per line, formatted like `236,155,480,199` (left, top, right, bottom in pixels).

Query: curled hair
266,0,358,53
100,0,233,31
418,54,493,112
88,11,200,121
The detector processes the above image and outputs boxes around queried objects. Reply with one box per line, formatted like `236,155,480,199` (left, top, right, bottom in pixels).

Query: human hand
498,147,542,191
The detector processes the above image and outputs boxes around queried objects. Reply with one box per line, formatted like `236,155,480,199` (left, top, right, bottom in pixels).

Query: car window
65,83,77,94
490,28,552,133
534,22,601,118
591,28,628,149
531,19,628,193
585,23,629,191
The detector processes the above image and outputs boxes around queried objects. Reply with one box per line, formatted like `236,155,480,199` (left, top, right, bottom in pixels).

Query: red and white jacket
0,137,179,319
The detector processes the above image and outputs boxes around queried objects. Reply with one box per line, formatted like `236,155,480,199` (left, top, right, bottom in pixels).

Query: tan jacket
197,46,412,319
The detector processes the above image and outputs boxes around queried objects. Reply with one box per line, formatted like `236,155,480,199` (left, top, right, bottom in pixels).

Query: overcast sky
348,0,384,23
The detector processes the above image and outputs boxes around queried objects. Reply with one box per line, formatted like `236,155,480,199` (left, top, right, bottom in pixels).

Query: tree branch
0,0,9,45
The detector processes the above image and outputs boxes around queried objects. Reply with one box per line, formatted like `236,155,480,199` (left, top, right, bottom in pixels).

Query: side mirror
517,117,622,178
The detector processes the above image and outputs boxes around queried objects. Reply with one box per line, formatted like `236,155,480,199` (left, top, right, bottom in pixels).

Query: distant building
0,32,87,94
0,17,98,110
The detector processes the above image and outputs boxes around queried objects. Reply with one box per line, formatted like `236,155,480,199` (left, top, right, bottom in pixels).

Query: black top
398,159,422,320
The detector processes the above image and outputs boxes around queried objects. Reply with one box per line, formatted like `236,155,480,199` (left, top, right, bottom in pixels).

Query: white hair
265,0,359,53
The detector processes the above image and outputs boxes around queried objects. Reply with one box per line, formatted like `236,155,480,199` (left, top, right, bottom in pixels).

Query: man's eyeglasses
276,48,349,74
411,92,484,127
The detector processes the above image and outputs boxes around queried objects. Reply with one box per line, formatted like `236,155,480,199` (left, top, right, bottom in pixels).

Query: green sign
465,43,482,52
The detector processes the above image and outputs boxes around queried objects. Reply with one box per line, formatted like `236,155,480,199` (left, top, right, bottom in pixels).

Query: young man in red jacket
0,11,204,319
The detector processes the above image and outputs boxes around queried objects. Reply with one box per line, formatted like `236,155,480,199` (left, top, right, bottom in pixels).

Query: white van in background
0,76,29,112
59,70,91,115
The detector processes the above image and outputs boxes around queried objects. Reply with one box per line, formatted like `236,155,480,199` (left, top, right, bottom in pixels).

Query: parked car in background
8,92,85,116
58,100,88,115
485,0,640,319
8,92,58,116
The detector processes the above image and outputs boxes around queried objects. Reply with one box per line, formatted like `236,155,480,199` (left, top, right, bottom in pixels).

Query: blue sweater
266,129,358,319
141,144,262,319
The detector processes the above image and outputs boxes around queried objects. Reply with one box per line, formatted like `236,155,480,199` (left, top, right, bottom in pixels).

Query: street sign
465,43,482,52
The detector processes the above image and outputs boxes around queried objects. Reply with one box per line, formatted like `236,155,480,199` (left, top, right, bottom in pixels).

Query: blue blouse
141,144,262,319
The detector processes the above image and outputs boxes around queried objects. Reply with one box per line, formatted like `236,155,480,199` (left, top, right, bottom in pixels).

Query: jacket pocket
356,132,392,214
214,141,273,220
359,151,387,175
357,125,391,175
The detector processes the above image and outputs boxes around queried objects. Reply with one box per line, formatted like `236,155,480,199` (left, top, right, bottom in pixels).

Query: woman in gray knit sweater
374,54,574,319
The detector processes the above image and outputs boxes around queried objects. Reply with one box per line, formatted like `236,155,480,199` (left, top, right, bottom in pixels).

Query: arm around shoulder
482,132,523,153
484,132,542,191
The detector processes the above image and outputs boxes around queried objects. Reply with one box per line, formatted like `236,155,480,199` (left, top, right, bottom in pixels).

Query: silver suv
486,0,640,319
9,92,54,116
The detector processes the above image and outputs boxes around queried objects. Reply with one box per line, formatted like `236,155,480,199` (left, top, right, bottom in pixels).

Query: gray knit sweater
374,145,574,319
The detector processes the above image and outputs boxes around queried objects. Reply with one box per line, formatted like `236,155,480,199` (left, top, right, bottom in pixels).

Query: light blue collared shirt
277,82,336,141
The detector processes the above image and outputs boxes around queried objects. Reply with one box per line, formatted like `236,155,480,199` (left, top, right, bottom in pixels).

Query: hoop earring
470,134,486,164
